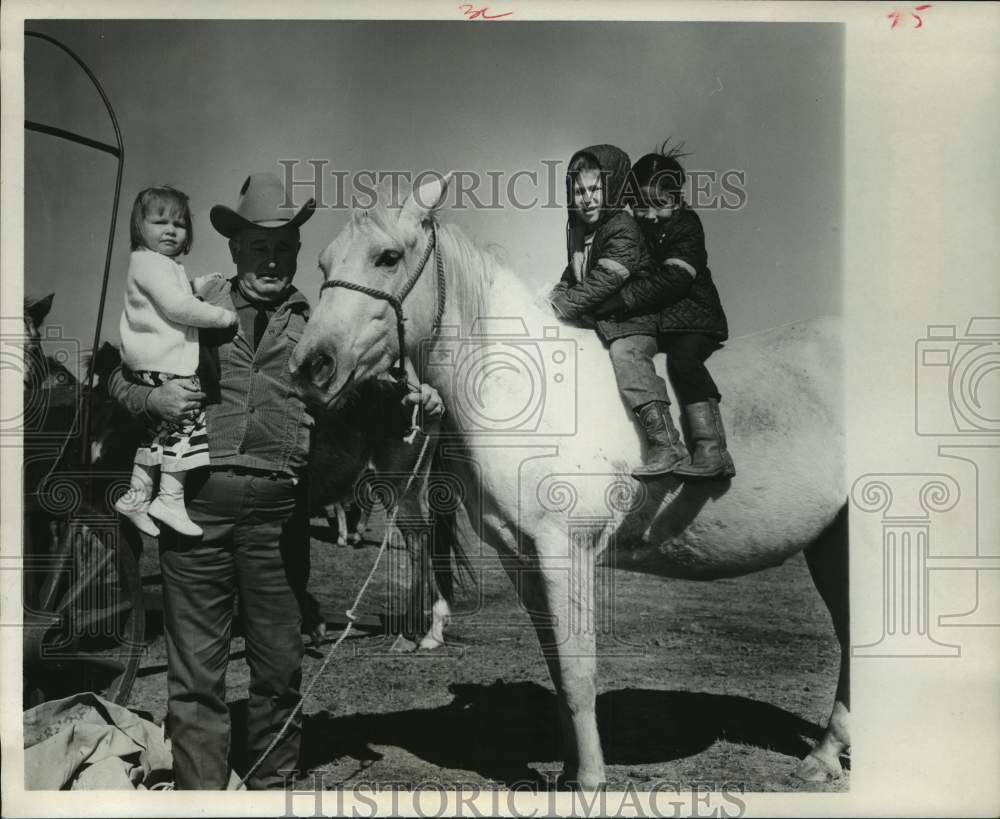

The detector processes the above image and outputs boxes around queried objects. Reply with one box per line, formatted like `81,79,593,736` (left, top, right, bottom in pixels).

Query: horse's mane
354,194,493,596
435,223,497,331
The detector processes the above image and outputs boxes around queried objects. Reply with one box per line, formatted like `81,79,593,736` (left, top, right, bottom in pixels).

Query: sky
23,20,843,373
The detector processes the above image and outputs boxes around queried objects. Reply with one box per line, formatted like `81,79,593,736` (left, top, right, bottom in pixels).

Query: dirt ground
129,513,848,793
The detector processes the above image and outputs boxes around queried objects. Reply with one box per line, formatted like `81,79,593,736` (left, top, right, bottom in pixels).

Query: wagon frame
21,29,145,709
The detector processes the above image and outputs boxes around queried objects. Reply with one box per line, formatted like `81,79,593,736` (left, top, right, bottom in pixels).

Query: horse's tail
429,419,476,603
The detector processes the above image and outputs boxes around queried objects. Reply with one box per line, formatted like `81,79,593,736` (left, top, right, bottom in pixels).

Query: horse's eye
375,249,402,268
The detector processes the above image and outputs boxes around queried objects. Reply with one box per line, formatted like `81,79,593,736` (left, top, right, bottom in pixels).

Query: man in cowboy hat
109,171,443,789
108,171,317,788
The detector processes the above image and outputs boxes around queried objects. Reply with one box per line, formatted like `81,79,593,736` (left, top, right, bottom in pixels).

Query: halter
319,219,447,387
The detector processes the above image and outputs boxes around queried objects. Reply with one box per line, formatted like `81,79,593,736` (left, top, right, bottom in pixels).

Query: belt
210,465,292,481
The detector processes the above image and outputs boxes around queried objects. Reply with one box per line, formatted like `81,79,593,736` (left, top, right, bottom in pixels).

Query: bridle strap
320,220,446,385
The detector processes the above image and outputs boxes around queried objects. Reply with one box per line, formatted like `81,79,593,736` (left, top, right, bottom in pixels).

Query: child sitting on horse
114,186,237,536
549,142,734,480
548,143,676,479
617,143,733,479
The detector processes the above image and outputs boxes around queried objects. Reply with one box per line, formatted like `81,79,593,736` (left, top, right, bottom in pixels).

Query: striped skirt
127,370,210,472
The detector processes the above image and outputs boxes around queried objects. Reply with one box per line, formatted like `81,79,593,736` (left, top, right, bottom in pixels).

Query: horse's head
291,175,451,410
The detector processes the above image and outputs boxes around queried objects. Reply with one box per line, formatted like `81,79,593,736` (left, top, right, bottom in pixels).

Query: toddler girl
113,186,237,535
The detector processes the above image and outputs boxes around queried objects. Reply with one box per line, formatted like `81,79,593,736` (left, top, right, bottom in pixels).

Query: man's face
230,226,301,301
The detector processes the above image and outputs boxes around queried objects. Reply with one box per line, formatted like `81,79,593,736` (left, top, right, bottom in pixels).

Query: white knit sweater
119,250,233,375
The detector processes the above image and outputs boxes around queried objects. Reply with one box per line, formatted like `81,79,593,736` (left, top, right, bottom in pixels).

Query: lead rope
238,226,447,790
403,230,448,444
237,426,435,790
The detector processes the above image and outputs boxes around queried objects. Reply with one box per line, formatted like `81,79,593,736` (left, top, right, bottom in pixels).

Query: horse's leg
385,439,443,641
323,501,347,546
385,493,432,640
419,596,452,650
349,504,366,545
335,503,349,547
418,482,469,650
797,503,850,781
498,535,605,791
418,507,459,650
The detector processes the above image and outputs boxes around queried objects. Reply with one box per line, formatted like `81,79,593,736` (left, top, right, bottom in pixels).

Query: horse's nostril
305,351,337,388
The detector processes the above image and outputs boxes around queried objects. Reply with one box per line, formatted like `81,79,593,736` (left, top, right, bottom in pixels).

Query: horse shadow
228,680,823,786
613,476,734,571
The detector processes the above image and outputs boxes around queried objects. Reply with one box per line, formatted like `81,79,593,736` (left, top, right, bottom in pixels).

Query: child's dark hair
631,138,691,204
129,186,194,254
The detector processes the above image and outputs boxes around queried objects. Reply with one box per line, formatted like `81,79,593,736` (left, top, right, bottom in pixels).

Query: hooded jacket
548,144,659,342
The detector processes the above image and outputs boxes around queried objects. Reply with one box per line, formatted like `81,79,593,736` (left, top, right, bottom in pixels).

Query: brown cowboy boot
631,401,691,479
673,399,736,480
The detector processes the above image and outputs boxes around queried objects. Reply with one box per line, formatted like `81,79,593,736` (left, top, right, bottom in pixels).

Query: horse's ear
25,293,54,326
398,172,452,235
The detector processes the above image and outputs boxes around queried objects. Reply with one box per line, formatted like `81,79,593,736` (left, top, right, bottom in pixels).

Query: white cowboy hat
210,172,315,238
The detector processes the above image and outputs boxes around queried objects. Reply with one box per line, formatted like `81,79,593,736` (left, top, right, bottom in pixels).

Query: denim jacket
109,276,314,478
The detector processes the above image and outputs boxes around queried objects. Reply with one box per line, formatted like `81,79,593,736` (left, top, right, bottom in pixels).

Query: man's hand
402,382,445,417
146,378,206,424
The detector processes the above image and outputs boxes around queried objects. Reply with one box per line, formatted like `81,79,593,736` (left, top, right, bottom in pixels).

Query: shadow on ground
225,680,823,787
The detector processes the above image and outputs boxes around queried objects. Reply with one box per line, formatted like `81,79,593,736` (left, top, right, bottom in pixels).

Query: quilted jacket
548,144,658,342
617,207,728,339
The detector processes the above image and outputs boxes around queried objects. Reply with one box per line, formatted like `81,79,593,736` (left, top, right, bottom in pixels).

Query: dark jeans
660,332,722,406
609,333,721,411
158,468,308,790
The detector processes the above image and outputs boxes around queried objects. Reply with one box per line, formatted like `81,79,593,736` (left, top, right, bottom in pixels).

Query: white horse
290,175,849,789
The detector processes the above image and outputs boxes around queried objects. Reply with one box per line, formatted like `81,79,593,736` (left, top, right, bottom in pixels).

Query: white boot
114,463,161,537
148,471,202,537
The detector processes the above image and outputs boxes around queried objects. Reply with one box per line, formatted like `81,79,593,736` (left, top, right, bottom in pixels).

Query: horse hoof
794,751,843,782
557,771,606,792
575,778,607,792
418,635,445,651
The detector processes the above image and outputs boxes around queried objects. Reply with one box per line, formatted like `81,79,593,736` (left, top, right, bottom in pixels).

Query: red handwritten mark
888,4,932,29
459,4,514,20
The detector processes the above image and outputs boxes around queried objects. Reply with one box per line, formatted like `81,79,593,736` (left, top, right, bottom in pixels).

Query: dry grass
131,514,847,792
